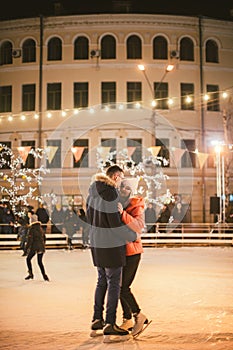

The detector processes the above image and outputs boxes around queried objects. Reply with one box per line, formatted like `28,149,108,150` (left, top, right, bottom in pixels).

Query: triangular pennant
170,147,185,165
0,147,3,151
71,146,85,163
17,146,31,164
97,147,111,162
148,146,161,157
196,152,209,169
127,147,136,157
45,146,58,164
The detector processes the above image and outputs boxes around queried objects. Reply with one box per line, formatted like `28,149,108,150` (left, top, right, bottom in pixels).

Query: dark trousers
120,253,141,319
93,266,122,325
26,251,46,276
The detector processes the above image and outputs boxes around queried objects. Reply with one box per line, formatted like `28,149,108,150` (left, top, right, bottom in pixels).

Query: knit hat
121,178,139,195
30,214,38,223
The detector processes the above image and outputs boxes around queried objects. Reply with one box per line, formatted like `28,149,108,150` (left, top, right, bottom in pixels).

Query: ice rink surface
0,246,233,350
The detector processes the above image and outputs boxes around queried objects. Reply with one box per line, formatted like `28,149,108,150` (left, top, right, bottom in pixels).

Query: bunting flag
17,146,31,164
170,147,185,165
71,146,85,163
196,152,209,169
0,147,3,151
127,147,136,157
45,146,58,164
97,147,111,162
148,146,161,157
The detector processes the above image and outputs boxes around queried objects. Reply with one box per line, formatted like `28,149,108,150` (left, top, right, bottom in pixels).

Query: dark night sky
0,0,232,21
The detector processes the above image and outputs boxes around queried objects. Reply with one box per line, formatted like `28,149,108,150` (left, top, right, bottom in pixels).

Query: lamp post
138,64,174,143
214,143,225,223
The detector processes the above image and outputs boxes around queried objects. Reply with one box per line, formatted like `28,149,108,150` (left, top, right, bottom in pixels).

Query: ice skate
119,318,134,331
103,323,130,343
131,312,152,338
25,272,33,280
43,274,50,281
90,319,105,337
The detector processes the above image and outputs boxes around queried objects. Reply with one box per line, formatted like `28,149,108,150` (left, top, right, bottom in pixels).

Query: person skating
118,178,150,337
86,165,139,343
24,214,49,281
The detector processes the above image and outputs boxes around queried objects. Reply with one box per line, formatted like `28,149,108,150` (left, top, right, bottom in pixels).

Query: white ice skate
131,312,152,338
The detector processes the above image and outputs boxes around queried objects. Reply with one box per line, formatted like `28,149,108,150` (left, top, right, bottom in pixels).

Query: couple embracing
86,165,150,343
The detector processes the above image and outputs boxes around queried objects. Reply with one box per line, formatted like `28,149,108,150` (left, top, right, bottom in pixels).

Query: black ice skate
90,319,105,337
103,323,130,343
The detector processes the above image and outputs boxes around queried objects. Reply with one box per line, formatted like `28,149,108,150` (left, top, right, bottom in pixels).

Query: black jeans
120,253,141,319
93,266,122,325
26,251,46,276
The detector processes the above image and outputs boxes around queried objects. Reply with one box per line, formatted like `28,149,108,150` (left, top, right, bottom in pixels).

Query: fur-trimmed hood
88,173,118,202
91,173,116,187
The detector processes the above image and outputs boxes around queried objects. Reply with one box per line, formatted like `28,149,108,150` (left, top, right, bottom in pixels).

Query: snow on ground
0,246,233,350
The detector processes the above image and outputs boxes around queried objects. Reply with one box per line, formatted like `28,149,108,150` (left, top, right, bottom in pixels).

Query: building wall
0,14,233,222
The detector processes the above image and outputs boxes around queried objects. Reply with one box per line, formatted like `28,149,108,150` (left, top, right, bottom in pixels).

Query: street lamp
138,63,174,142
214,143,225,223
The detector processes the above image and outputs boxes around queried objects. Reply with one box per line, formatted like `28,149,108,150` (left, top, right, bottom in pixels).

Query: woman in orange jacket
118,178,149,337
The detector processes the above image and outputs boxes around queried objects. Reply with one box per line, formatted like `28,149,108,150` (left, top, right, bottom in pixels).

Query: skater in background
144,202,156,233
17,217,29,256
64,206,78,250
1,203,15,234
51,204,66,233
118,178,149,337
24,214,49,281
156,204,171,233
86,165,138,342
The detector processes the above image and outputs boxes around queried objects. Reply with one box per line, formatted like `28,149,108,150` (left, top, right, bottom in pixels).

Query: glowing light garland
0,88,232,124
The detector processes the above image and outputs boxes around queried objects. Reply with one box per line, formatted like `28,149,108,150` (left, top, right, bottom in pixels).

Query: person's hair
106,165,123,178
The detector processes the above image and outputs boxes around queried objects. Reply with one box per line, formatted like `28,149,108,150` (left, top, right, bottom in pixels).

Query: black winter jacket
86,174,137,268
25,222,46,254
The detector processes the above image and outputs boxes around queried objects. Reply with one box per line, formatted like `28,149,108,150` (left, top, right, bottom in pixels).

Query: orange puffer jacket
121,196,145,256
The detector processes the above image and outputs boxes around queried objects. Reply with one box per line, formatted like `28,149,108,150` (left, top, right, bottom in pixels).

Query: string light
0,88,232,124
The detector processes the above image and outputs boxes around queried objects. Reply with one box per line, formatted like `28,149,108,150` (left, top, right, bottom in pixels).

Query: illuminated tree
0,144,55,216
96,147,174,209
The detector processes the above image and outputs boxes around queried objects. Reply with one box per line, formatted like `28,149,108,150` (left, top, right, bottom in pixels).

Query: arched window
101,35,116,59
0,41,13,65
47,37,62,61
22,39,36,63
153,36,168,59
205,39,219,63
74,36,89,60
127,35,142,59
180,37,194,61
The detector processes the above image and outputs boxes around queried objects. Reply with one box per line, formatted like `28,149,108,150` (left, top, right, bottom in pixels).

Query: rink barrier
0,233,69,250
142,222,233,247
0,223,232,249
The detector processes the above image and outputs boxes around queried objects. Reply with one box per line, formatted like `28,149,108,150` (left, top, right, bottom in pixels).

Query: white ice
0,246,233,350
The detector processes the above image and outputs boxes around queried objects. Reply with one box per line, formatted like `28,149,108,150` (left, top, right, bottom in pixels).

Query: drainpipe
198,16,206,222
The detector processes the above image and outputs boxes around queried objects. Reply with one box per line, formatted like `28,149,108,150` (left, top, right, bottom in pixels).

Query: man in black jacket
86,165,138,343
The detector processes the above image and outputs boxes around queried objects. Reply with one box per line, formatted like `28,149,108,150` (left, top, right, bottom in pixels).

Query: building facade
0,14,233,222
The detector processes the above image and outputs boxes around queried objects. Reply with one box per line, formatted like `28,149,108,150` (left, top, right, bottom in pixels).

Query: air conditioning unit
12,49,21,58
170,50,179,59
90,49,100,58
